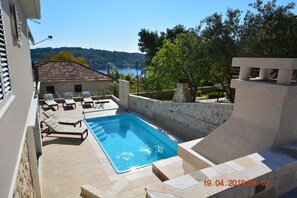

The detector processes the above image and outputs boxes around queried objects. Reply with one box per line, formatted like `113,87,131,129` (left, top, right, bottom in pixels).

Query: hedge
208,91,225,99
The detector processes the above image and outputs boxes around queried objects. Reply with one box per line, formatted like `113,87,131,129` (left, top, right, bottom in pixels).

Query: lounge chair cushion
45,100,58,106
65,99,76,105
58,118,81,125
44,93,54,101
43,109,56,118
44,93,58,107
83,97,93,103
43,118,87,134
64,92,76,105
43,118,64,131
82,91,91,98
43,110,81,126
82,91,94,106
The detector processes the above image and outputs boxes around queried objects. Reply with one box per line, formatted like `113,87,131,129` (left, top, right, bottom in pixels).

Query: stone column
259,68,269,79
119,80,130,108
239,67,251,80
277,69,293,85
173,78,192,102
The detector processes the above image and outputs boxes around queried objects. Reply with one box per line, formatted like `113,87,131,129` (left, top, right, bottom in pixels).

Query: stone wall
136,90,175,101
13,139,35,198
136,86,218,101
128,95,233,139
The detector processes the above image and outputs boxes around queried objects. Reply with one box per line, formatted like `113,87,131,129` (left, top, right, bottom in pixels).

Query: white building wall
0,0,36,197
40,81,113,97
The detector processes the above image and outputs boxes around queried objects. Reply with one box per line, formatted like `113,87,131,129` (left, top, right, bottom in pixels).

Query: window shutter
0,79,2,100
0,6,11,103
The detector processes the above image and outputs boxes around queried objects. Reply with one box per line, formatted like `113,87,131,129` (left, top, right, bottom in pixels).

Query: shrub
208,91,225,99
113,83,119,98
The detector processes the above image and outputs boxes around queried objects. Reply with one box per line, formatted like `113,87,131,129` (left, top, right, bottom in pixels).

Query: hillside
30,47,146,70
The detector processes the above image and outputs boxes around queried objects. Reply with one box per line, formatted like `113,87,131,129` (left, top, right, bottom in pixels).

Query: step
152,156,196,182
97,132,106,139
95,128,105,136
99,134,108,141
92,125,103,131
88,122,96,128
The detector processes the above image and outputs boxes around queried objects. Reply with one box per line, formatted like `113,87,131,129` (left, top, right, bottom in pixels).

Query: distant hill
30,47,146,70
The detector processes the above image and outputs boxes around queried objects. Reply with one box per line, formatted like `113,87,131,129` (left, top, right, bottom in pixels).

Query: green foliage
145,39,182,91
140,0,297,103
138,29,160,61
145,32,211,101
113,83,119,98
31,47,145,70
92,82,114,97
208,92,225,99
240,0,297,57
46,51,89,66
108,68,144,94
201,8,241,102
138,25,189,63
109,68,122,80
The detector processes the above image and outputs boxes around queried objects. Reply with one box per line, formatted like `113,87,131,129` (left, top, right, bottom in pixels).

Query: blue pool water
85,114,178,173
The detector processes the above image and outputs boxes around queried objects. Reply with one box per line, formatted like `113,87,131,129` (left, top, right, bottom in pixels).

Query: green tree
108,68,142,93
138,25,188,63
138,29,160,62
240,0,297,57
146,33,210,101
109,67,123,80
201,9,241,102
47,51,89,66
145,39,180,92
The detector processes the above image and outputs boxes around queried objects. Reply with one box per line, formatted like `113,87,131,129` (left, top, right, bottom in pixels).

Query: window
46,86,55,94
10,3,22,45
0,5,12,105
74,84,82,93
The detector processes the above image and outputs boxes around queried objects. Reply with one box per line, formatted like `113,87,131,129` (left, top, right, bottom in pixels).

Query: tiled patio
40,99,163,197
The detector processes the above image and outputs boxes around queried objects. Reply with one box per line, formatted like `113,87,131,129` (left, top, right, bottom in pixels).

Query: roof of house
36,61,112,82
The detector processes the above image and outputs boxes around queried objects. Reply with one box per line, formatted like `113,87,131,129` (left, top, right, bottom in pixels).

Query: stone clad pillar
119,80,130,108
173,78,192,102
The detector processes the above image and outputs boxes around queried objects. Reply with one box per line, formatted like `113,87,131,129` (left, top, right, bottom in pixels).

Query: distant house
0,0,43,197
37,61,113,97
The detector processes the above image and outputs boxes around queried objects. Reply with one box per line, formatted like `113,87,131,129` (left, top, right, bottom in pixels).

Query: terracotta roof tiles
37,61,111,82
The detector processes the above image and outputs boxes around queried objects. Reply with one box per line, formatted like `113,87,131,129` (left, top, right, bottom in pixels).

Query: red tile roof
37,61,112,82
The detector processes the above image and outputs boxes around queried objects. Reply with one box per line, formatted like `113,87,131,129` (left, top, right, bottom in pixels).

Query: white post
277,69,293,85
119,80,130,108
239,67,251,80
259,68,269,79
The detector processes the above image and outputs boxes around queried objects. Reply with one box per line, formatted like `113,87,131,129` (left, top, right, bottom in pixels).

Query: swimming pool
85,114,178,173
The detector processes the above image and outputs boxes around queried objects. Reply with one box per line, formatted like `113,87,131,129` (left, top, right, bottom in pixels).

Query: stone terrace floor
40,99,163,198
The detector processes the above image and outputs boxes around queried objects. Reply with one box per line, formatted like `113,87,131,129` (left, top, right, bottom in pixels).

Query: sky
29,0,297,53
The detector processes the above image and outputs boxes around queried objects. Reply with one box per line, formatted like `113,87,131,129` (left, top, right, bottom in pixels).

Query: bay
98,68,143,76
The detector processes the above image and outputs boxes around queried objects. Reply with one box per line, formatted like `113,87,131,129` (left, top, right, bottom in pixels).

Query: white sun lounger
82,91,94,107
63,92,76,109
44,93,59,110
43,109,82,127
41,118,88,140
